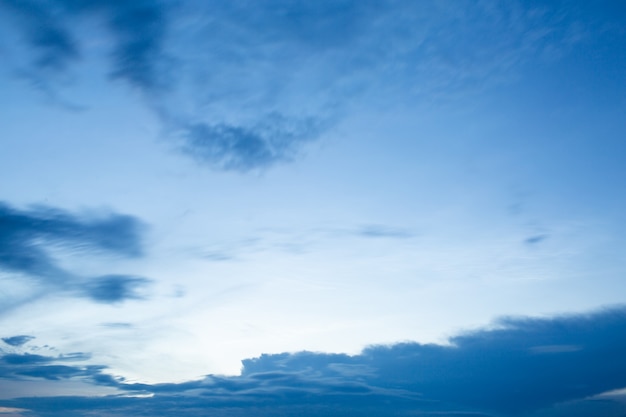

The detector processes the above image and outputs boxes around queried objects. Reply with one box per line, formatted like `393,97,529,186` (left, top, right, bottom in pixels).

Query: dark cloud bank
0,202,150,308
2,306,626,416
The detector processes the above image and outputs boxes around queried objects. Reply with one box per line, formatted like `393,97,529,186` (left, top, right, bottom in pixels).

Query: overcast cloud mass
1,1,626,416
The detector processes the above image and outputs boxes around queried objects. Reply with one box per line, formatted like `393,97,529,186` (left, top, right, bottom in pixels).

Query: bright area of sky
1,0,625,389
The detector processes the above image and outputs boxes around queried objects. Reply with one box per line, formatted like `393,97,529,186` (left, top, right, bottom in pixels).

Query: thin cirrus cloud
2,306,626,416
191,223,417,263
0,0,584,171
356,224,415,239
0,202,150,310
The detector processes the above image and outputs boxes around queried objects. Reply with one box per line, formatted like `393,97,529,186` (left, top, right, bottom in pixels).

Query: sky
1,0,626,416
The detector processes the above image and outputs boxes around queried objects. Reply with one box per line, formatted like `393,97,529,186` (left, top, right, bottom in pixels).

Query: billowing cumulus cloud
0,202,150,311
2,307,626,416
0,0,586,171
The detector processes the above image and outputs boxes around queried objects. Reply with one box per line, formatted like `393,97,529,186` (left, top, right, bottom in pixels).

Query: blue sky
1,1,626,416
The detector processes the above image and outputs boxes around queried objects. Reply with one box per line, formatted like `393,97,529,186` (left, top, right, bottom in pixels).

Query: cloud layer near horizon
2,306,626,416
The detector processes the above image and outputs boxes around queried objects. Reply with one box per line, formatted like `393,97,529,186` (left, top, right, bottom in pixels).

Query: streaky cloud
101,1,170,91
1,0,587,172
0,351,98,383
0,201,149,312
525,234,548,245
2,354,55,365
357,225,415,239
1,353,89,366
1,0,171,91
0,202,144,280
99,323,133,329
0,202,144,260
58,0,171,91
1,0,79,73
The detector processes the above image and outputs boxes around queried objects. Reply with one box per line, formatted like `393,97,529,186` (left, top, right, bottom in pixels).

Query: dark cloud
1,0,79,73
1,336,35,347
0,351,99,383
362,308,626,414
3,307,626,416
99,1,170,91
0,202,144,277
58,0,171,91
2,354,53,366
1,0,170,90
84,275,151,303
0,201,148,310
181,115,322,172
14,365,102,381
1,353,89,366
525,234,548,245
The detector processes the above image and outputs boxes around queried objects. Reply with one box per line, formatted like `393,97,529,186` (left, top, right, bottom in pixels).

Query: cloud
98,1,170,91
83,275,151,303
0,350,99,383
356,225,415,239
0,202,144,279
357,308,626,414
1,0,170,89
57,0,171,91
1,0,79,73
0,202,143,262
180,115,322,172
3,307,626,416
1,354,54,365
525,234,548,245
99,323,133,329
191,224,418,263
1,1,587,172
0,201,149,311
1,337,34,347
